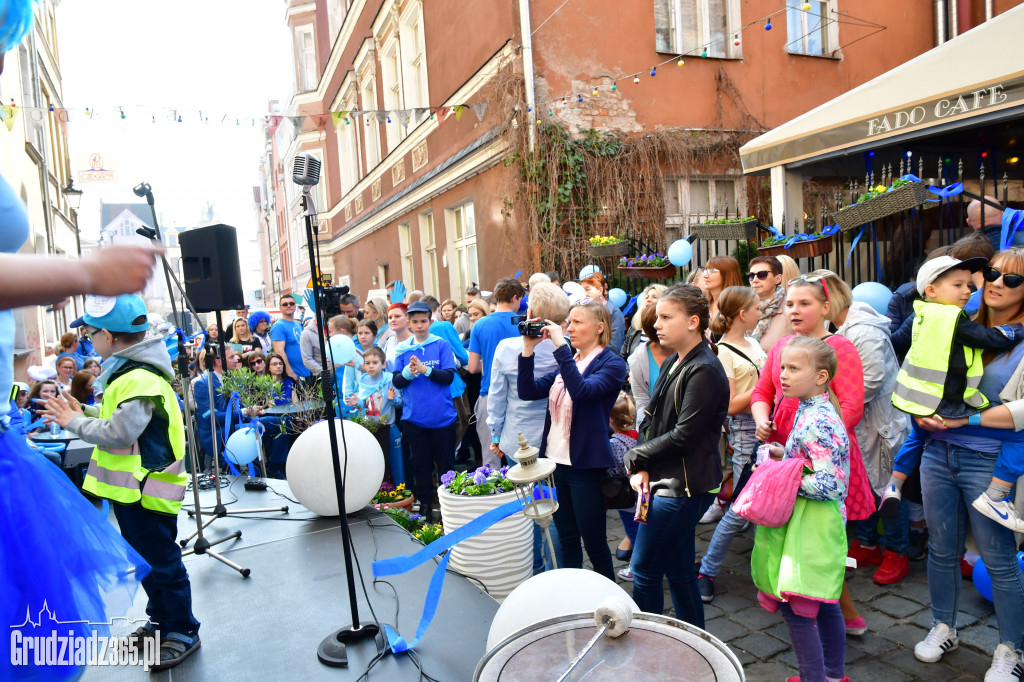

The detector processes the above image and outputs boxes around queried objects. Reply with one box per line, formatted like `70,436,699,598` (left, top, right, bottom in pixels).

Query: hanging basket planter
758,235,834,260
835,181,930,232
694,219,758,241
587,241,629,259
618,264,677,280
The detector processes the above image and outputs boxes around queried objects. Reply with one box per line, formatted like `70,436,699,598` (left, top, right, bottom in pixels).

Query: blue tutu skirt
1,406,150,681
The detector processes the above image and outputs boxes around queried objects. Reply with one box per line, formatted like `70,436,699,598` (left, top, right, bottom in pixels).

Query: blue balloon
667,239,693,267
851,281,893,314
579,264,601,279
973,551,1024,602
328,333,358,367
608,288,628,308
224,425,262,466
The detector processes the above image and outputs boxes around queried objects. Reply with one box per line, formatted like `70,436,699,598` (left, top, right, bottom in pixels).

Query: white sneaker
985,643,1024,682
699,499,725,524
972,492,1024,533
914,623,958,663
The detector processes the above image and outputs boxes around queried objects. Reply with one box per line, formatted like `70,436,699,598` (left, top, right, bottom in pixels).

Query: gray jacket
627,342,653,428
300,323,322,374
836,302,911,493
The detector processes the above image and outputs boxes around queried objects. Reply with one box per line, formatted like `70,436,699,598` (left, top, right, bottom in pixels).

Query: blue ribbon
222,391,242,476
820,223,841,237
926,182,964,202
621,295,638,317
764,224,785,240
1001,208,1024,252
513,269,523,280
372,491,544,652
845,226,867,268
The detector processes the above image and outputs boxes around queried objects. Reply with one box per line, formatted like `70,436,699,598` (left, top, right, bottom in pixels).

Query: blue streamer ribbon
222,391,242,476
1001,208,1024,252
846,226,867,268
926,182,964,202
372,490,552,652
764,224,785,240
621,295,638,316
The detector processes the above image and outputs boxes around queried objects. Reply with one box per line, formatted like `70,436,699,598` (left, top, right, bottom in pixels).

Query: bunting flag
471,102,487,122
289,115,306,128
310,113,331,133
1,105,19,132
435,106,450,126
54,108,69,135
374,111,389,124
397,109,411,126
452,104,467,121
266,115,283,135
330,111,349,127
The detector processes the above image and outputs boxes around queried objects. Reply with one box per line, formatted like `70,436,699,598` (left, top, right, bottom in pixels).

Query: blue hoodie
392,335,457,428
354,370,402,424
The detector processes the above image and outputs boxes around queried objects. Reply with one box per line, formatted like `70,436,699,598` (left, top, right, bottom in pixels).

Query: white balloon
286,419,384,516
486,568,640,651
562,281,584,295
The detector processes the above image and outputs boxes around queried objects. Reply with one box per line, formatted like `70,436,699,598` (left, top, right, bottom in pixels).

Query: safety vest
891,300,988,417
82,366,187,515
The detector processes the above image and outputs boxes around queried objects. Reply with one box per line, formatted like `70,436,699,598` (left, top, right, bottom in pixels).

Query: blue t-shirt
468,311,519,396
270,319,310,378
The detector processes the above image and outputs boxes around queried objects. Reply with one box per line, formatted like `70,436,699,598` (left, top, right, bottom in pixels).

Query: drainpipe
949,0,958,37
934,0,947,45
985,0,993,21
518,0,536,153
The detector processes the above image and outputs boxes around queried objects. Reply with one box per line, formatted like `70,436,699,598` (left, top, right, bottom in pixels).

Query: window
400,8,429,125
787,1,835,57
419,212,440,297
361,77,381,170
449,203,477,298
398,222,416,288
654,0,742,60
380,42,404,152
337,95,360,194
296,26,317,91
328,0,348,44
664,176,744,234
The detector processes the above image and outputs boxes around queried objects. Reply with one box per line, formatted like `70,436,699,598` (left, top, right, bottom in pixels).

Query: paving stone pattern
596,511,999,681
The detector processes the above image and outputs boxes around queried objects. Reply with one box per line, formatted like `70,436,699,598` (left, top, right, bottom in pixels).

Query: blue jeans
552,464,613,580
921,439,1024,648
632,492,716,627
402,421,456,505
113,503,200,636
618,510,639,546
854,494,910,554
699,507,748,578
700,414,756,578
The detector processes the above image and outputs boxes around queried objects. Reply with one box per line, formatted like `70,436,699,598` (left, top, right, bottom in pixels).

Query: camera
321,285,351,319
512,314,545,337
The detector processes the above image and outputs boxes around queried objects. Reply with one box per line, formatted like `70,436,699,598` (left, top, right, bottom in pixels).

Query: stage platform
84,477,499,681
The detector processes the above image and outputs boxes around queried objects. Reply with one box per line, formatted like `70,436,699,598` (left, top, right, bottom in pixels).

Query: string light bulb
765,18,772,30
85,108,91,116
577,94,583,102
120,108,126,119
611,83,617,91
177,115,183,123
801,2,811,9
592,88,598,96
48,104,54,112
733,34,740,46
548,110,554,116
701,48,708,58
650,67,657,77
387,116,392,123
526,106,532,112
633,75,640,84
677,57,685,66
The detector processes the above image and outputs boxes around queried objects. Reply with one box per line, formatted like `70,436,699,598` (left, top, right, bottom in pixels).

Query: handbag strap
719,342,760,377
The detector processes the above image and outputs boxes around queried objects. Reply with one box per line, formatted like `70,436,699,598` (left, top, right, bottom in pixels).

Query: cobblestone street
602,511,997,681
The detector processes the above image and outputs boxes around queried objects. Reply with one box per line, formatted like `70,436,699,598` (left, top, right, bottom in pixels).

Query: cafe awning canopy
740,4,1024,174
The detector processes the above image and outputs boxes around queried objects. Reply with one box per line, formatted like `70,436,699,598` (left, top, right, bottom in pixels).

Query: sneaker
119,623,157,652
847,540,884,569
150,632,201,672
985,642,1024,682
878,484,903,518
699,499,725,524
697,574,715,603
914,623,958,662
907,528,929,561
411,501,421,513
972,492,1024,533
873,550,910,585
845,616,867,636
617,565,633,581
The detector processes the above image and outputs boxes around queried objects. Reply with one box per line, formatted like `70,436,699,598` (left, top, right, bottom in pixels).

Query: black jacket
623,340,729,497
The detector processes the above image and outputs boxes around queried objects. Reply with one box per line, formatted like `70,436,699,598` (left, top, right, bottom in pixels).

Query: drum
475,611,744,681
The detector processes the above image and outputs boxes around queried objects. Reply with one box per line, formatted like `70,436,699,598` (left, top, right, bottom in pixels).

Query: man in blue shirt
468,277,525,467
271,293,311,384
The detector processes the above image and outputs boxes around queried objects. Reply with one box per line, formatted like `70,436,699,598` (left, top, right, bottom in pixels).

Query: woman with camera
518,301,628,580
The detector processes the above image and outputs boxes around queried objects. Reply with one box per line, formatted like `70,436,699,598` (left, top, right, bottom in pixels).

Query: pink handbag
731,457,810,528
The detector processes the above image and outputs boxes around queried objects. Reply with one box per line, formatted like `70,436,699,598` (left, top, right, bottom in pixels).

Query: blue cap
407,301,432,316
81,295,149,333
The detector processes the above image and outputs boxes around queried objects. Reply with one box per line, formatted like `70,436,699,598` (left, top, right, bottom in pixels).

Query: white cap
916,256,988,296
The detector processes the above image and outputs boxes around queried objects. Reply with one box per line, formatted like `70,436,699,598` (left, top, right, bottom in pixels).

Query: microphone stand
133,184,249,577
297,189,380,666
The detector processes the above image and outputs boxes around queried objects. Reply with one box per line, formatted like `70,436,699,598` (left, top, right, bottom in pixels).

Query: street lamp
259,281,266,307
63,180,84,257
274,266,282,294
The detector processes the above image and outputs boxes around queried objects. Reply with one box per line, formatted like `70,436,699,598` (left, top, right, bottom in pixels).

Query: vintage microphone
292,153,381,666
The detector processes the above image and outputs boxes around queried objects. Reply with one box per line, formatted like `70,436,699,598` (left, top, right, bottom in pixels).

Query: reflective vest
891,300,988,417
82,366,187,515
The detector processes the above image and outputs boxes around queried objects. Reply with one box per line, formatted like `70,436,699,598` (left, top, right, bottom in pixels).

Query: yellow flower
396,484,405,492
874,185,887,192
388,491,396,498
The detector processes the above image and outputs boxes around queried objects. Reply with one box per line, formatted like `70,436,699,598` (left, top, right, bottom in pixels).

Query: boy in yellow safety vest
42,294,201,671
885,256,1024,532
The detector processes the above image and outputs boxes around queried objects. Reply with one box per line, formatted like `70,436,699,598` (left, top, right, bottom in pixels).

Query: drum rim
475,610,745,681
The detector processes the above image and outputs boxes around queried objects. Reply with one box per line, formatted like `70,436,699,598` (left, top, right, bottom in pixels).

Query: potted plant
347,413,391,460
379,507,445,546
835,177,929,231
371,481,414,510
587,235,628,258
618,253,676,280
695,215,758,241
757,231,834,259
437,464,534,601
219,368,283,412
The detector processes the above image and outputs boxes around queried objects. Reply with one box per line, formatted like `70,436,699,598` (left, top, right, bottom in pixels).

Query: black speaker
179,224,244,313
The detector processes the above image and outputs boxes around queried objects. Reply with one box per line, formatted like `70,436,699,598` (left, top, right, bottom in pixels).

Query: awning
740,5,1024,174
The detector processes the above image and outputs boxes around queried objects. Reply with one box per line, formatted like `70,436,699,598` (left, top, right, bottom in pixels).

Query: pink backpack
731,457,809,528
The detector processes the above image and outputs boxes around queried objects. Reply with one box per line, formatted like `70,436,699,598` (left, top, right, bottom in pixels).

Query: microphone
292,152,321,186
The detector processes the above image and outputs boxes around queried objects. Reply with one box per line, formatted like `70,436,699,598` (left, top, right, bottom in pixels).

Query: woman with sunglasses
901,248,1024,679
751,269,876,635
746,256,793,353
246,351,268,376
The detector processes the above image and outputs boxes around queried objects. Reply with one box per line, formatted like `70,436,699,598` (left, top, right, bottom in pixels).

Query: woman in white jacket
823,272,912,586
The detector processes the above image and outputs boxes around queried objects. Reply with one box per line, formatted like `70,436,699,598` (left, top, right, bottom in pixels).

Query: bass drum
476,611,744,681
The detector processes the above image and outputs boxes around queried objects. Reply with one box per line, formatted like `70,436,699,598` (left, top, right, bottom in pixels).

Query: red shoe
847,540,883,568
961,556,974,579
873,550,910,585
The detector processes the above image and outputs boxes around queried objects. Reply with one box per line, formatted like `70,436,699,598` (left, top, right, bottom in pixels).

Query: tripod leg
204,548,250,578
179,515,217,547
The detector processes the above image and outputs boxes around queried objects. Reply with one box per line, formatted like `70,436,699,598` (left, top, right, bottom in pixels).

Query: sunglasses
281,302,296,307
982,265,1024,289
704,268,720,275
748,271,772,281
250,358,265,366
788,273,830,302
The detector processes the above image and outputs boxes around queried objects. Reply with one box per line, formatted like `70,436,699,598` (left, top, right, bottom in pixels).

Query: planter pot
618,264,677,280
587,241,628,259
835,181,930,231
695,219,758,241
376,493,414,511
438,487,533,602
757,235,834,260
